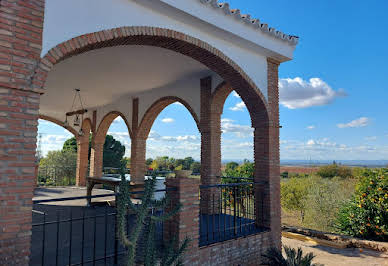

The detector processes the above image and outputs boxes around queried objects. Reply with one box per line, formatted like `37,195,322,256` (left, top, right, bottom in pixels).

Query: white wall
42,0,278,100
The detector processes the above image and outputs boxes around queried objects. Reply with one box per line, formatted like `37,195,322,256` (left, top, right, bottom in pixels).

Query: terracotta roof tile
199,0,299,45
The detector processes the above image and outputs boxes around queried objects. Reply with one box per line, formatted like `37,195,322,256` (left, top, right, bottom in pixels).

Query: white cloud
161,118,174,123
365,136,377,141
172,102,183,106
112,116,124,124
148,130,198,143
306,139,316,145
38,134,72,156
232,91,241,98
38,119,52,126
306,125,315,130
281,137,388,160
146,130,201,159
229,101,246,111
221,118,253,138
279,77,346,109
337,117,370,128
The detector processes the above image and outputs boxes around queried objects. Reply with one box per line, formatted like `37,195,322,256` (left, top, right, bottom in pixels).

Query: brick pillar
130,137,146,184
164,178,200,265
200,77,221,214
0,0,45,264
130,98,145,185
90,140,104,177
254,58,281,249
76,135,89,186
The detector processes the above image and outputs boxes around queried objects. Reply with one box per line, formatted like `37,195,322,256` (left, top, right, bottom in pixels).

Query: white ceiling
40,45,214,116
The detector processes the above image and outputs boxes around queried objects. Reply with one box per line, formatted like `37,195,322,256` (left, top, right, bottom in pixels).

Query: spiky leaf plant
261,246,322,266
117,169,189,266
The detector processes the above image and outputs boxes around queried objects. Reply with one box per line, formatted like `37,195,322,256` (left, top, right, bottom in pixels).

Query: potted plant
174,164,192,178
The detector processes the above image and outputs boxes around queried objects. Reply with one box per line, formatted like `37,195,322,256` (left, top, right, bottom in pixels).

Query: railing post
164,178,200,265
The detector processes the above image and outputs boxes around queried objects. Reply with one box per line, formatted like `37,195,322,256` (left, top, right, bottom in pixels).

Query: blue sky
38,0,388,161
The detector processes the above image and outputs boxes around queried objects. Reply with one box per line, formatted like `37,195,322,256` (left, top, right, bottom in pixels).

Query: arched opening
37,116,77,187
131,97,200,184
90,112,132,178
210,82,272,229
143,99,201,176
219,89,254,175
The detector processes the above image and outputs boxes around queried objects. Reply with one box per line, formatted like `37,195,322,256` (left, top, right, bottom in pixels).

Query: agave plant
261,246,323,266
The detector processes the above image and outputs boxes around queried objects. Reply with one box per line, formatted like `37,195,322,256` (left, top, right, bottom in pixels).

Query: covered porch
0,0,298,265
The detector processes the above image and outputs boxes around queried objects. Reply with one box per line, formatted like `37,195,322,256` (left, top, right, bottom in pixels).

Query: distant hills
222,159,388,167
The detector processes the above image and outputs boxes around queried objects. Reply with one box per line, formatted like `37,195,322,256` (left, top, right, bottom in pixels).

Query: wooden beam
66,109,88,116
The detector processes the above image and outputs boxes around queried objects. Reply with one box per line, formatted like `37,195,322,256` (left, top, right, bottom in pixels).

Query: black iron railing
31,189,173,266
199,182,268,246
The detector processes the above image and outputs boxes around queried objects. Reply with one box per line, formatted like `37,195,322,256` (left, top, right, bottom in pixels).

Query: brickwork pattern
165,178,200,264
200,77,222,214
0,0,44,264
0,88,40,265
76,118,92,186
165,177,274,266
266,58,281,248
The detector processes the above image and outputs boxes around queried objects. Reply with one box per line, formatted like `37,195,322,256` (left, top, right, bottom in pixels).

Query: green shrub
304,176,356,232
316,163,353,179
336,168,388,241
281,177,311,222
281,171,289,178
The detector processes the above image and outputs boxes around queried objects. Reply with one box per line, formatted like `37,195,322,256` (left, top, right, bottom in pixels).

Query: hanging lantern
73,114,80,127
65,89,87,130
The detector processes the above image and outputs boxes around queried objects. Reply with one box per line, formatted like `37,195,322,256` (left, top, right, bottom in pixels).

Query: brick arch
33,26,269,128
81,117,92,133
211,82,234,115
94,111,132,144
79,118,92,140
137,96,200,139
39,114,78,136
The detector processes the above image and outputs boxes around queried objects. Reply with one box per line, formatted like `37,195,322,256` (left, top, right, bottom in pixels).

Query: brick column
200,77,221,214
90,140,104,177
253,58,281,249
164,178,200,265
76,135,89,186
130,98,145,185
130,137,146,184
0,0,45,264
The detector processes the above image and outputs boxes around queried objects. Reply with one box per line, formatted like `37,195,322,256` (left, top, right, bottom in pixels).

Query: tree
191,162,201,174
103,135,126,169
146,158,154,167
62,137,78,153
225,162,239,171
39,150,77,185
336,168,388,241
182,157,194,170
281,177,311,222
237,161,254,178
317,163,353,179
62,134,126,169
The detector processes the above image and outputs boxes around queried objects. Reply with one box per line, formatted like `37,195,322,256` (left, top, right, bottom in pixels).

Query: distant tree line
145,156,201,174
